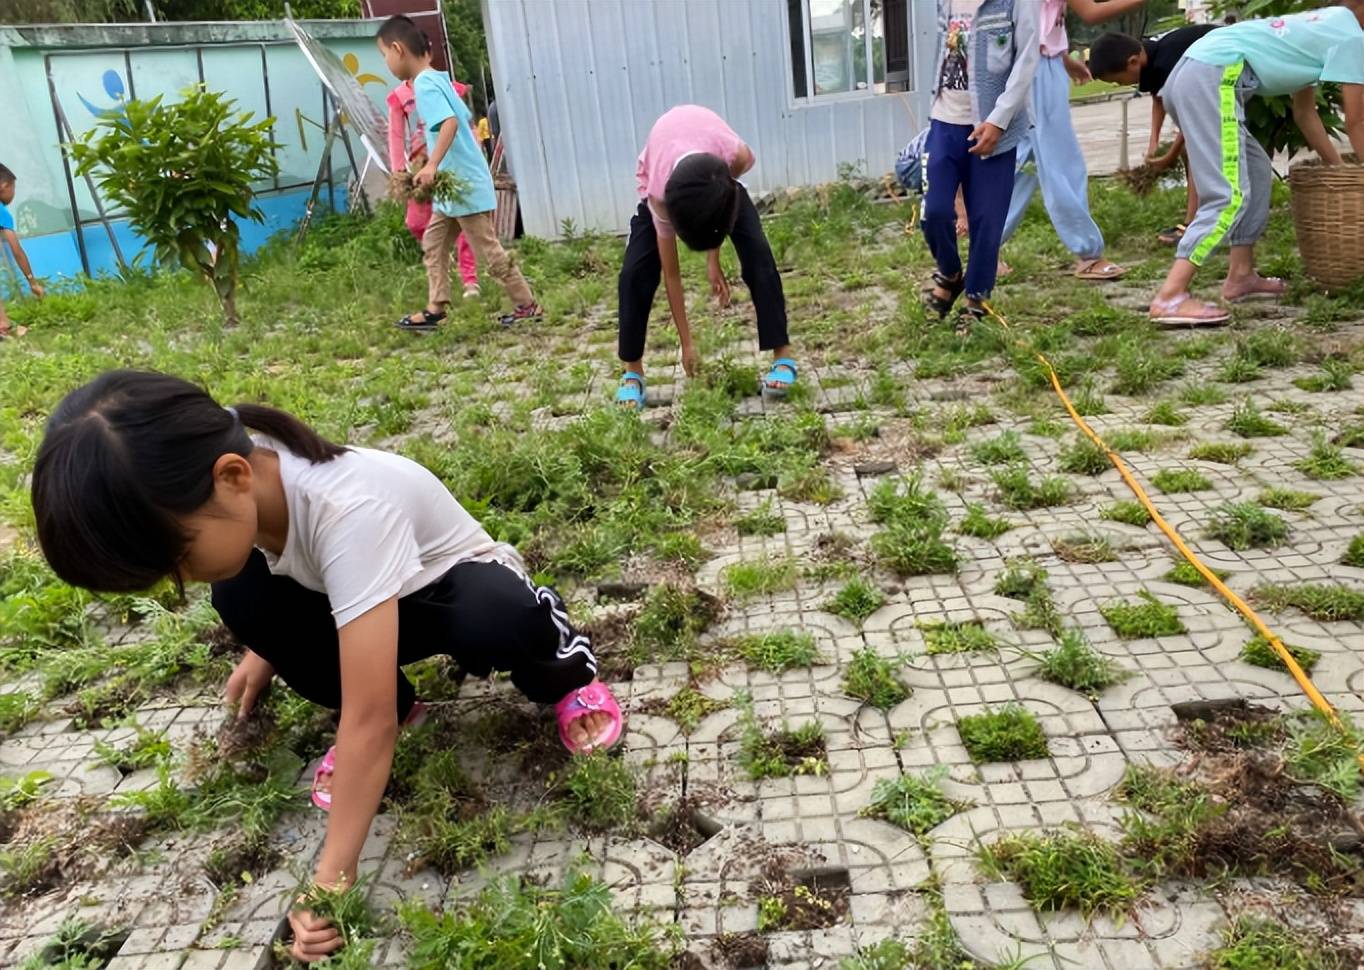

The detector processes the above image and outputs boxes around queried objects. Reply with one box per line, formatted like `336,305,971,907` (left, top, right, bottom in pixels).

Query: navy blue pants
921,120,1018,302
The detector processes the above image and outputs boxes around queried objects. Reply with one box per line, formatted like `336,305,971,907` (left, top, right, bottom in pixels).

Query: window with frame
787,0,911,100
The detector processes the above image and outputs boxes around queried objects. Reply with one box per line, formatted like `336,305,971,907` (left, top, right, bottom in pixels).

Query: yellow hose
979,301,1363,771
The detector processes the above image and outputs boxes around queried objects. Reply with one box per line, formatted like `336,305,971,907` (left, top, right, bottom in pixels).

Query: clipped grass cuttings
1240,635,1321,675
957,705,1048,762
842,647,909,710
978,828,1141,916
859,768,966,837
1100,591,1185,638
1205,502,1290,550
823,578,885,626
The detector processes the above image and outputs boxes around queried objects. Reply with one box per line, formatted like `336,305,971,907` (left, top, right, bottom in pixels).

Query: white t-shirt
932,0,986,125
256,438,521,628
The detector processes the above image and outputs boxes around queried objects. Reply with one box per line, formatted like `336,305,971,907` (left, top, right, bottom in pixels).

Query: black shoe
394,308,447,332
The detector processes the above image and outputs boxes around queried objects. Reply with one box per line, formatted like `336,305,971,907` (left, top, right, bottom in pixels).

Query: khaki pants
423,209,533,308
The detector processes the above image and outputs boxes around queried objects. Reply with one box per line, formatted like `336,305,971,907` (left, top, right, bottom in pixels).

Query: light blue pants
1001,54,1105,260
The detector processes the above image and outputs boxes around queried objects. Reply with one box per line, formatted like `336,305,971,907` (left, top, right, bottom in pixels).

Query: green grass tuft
921,621,998,655
1100,501,1151,527
990,467,1074,510
1058,436,1109,476
731,630,822,672
958,503,1013,539
1206,916,1349,970
1225,398,1287,438
823,578,886,626
735,501,785,537
1151,468,1212,493
1163,561,1228,587
1257,487,1320,511
1205,502,1290,550
1294,436,1358,480
1251,583,1364,622
860,768,964,836
1240,635,1321,675
722,558,799,600
970,431,1027,466
1100,591,1186,638
1188,442,1253,464
1343,534,1364,568
1144,401,1188,426
1033,629,1128,696
957,705,1048,762
843,647,910,710
978,829,1141,916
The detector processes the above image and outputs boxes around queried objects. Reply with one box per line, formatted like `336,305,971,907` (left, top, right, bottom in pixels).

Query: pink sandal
310,701,428,812
555,681,624,754
1149,293,1230,328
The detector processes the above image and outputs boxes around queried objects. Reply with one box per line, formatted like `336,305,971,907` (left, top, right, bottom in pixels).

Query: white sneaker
463,285,481,299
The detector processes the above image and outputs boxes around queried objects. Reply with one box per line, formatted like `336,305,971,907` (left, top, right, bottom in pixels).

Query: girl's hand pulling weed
225,649,274,720
415,163,437,188
707,252,731,308
682,342,701,378
289,894,343,962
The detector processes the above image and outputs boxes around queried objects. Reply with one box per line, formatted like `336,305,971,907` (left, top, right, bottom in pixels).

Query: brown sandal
1074,258,1127,281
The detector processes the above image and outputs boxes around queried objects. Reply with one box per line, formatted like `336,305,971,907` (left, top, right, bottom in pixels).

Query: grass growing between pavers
1251,583,1364,622
957,705,1048,763
823,577,886,626
1205,916,1355,970
1028,629,1129,697
734,695,828,781
1206,502,1290,550
1101,591,1186,638
980,829,1142,917
1240,635,1321,674
860,768,966,837
842,647,910,709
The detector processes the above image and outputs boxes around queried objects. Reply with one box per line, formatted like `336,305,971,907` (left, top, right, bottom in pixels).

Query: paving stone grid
2,283,1364,969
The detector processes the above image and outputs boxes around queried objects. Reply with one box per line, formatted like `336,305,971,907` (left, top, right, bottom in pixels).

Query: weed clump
1058,436,1109,476
629,584,723,666
730,630,822,672
1206,916,1353,970
1052,531,1120,563
1188,442,1253,464
957,705,1048,762
1295,436,1358,480
958,503,1013,539
979,829,1141,916
860,768,965,837
561,753,637,832
990,467,1074,510
823,578,885,626
1251,583,1364,622
970,431,1026,466
735,696,827,781
736,501,785,537
1225,398,1287,438
1258,487,1320,511
1031,629,1128,696
638,686,725,734
1240,635,1321,674
1164,560,1227,587
1206,502,1289,550
842,648,909,709
921,621,998,655
1342,535,1364,568
868,476,958,576
722,558,799,600
1101,592,1186,638
1100,501,1151,527
1151,467,1212,493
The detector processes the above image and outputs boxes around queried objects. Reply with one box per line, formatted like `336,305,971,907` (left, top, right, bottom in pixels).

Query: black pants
617,187,789,363
211,551,597,716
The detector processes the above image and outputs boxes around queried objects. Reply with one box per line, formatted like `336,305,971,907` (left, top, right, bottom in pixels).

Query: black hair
0,164,14,184
376,15,430,56
1088,33,1144,80
664,154,741,252
31,370,346,593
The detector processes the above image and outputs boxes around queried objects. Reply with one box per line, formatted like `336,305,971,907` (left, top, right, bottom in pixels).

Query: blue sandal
615,371,646,411
762,358,798,399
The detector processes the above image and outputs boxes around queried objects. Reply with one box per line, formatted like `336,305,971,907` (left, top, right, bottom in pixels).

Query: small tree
71,85,279,326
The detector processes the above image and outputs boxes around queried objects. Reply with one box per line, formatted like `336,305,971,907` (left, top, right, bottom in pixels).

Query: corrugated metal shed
482,0,938,239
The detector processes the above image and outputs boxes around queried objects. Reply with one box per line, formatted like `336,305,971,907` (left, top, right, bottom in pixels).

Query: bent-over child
31,370,623,963
616,104,797,411
1,164,44,339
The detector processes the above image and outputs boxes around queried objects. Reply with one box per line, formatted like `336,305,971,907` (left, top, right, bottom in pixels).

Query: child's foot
395,308,446,332
1073,258,1126,281
310,701,428,811
1222,274,1285,303
462,284,481,299
1149,293,1230,328
996,260,1013,278
955,303,986,338
1156,225,1186,245
556,681,624,754
923,271,964,319
615,371,646,411
499,302,543,327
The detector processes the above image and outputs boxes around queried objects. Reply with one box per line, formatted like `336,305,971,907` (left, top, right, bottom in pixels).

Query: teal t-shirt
1186,6,1364,97
0,201,13,232
412,69,497,218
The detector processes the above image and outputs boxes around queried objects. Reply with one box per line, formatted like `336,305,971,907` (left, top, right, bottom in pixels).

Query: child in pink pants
388,79,479,298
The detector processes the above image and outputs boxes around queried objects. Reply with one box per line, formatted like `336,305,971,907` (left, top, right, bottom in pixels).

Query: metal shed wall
482,0,938,239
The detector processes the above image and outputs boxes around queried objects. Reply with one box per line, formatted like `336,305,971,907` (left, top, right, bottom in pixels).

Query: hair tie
225,406,239,422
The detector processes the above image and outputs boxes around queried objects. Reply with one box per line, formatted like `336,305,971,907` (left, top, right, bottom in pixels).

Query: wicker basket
1290,155,1364,289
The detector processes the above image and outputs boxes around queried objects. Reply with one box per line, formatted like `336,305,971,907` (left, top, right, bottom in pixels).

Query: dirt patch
583,609,640,682
1,798,150,899
461,701,571,777
203,833,284,888
644,798,724,855
202,625,242,658
711,932,769,968
1175,701,1287,754
758,864,851,932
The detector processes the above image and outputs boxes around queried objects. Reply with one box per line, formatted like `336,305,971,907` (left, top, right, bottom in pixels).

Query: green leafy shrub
70,86,279,325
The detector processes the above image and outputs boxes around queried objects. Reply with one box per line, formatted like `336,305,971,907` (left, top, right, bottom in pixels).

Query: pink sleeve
710,124,745,167
386,89,408,172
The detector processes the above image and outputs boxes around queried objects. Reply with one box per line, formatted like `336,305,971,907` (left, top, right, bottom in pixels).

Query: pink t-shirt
635,104,744,238
1039,0,1068,57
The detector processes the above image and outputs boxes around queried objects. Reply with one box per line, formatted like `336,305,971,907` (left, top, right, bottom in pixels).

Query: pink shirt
1039,0,1068,57
636,104,744,238
386,77,471,171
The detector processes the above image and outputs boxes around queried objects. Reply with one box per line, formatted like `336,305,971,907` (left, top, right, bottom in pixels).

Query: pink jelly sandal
310,701,428,812
1149,293,1230,328
555,681,624,754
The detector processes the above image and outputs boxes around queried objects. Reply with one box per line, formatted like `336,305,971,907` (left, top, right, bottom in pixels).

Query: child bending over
616,105,797,410
377,16,541,331
0,164,44,338
1145,5,1364,326
1089,23,1220,246
922,0,1042,330
31,371,622,963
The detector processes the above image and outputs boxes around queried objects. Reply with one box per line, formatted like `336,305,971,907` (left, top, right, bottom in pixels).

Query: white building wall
482,0,938,239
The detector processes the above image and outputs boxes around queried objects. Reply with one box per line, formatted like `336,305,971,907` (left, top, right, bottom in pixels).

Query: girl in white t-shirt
31,369,622,964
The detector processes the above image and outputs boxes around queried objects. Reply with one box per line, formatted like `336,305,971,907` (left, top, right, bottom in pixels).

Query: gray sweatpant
1163,57,1272,266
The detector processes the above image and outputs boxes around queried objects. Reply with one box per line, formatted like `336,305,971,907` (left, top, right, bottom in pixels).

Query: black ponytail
31,370,345,593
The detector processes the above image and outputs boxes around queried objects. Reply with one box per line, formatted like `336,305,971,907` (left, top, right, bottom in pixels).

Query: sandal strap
932,271,965,293
768,358,798,377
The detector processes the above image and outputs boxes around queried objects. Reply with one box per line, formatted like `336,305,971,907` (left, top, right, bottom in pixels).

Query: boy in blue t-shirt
1147,4,1364,326
0,164,45,339
376,16,541,332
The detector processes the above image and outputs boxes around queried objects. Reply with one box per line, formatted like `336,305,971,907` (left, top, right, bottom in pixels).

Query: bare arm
657,232,696,373
730,143,755,177
1067,0,1145,26
1293,86,1343,165
1147,97,1166,157
3,230,38,290
1343,84,1364,162
316,599,401,887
